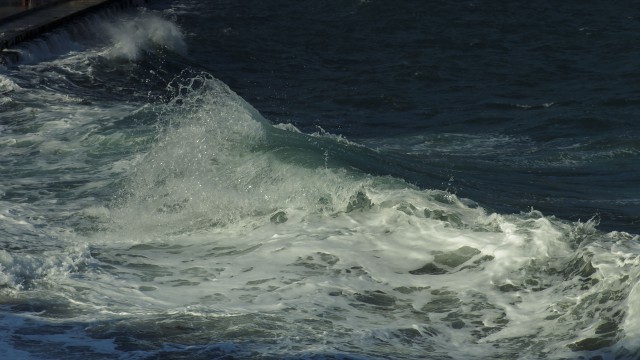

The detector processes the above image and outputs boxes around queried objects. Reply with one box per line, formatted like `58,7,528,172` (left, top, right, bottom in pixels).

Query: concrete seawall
0,0,147,52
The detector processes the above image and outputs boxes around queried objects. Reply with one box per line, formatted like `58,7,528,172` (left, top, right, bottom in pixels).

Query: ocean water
0,1,639,359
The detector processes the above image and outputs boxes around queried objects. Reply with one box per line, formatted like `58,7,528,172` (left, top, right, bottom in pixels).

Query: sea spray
6,8,186,65
107,72,372,238
2,63,639,356
101,10,187,61
82,72,639,358
0,0,639,356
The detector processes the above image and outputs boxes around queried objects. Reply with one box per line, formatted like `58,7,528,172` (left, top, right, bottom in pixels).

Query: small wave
0,75,21,94
481,101,555,110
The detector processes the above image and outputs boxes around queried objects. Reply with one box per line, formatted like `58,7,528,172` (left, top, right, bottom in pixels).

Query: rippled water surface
0,1,639,359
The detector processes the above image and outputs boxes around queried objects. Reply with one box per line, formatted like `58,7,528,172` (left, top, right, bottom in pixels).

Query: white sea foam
47,73,631,358
0,75,20,93
0,67,637,358
82,187,637,358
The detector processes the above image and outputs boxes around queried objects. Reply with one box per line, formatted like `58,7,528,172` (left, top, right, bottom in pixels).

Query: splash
107,72,374,239
4,6,186,65
92,72,640,358
101,10,187,61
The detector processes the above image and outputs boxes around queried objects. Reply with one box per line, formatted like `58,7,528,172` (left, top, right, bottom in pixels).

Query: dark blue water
0,1,639,359
176,0,640,233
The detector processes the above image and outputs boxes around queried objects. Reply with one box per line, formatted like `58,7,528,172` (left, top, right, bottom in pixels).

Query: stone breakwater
0,0,147,57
